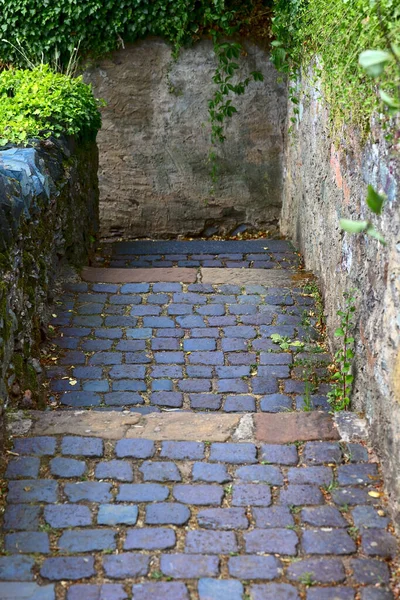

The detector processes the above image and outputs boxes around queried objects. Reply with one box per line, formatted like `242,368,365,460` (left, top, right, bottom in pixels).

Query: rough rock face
0,136,99,422
280,69,400,529
84,38,287,239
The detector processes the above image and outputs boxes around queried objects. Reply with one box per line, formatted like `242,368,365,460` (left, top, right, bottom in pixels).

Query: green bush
0,0,261,67
271,0,400,134
0,66,102,145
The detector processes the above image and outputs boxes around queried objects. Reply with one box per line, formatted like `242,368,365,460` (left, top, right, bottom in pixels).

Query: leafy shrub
0,66,102,145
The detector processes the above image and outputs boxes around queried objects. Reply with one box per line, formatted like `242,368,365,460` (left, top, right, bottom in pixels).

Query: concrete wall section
281,69,400,528
85,38,287,239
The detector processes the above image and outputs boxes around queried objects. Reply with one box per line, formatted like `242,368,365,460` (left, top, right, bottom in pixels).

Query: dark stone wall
280,68,400,530
0,136,99,422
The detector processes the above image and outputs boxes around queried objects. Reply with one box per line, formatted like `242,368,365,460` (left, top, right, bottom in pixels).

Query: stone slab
201,268,310,286
81,268,197,283
126,413,241,442
334,412,368,442
113,240,292,255
255,412,340,443
26,411,141,439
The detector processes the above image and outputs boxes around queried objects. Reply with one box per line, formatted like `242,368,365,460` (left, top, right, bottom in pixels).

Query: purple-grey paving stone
113,379,146,392
150,392,183,407
83,380,110,392
302,529,356,554
151,365,183,378
153,282,183,292
260,394,293,412
228,555,282,579
250,583,300,600
188,283,214,292
104,392,145,406
352,506,390,529
119,283,149,293
59,529,116,552
296,395,330,411
284,380,306,394
95,460,134,482
152,337,181,349
132,582,189,600
115,439,155,458
361,530,397,558
145,503,190,525
224,396,256,412
252,378,279,394
252,507,294,528
73,366,103,379
125,351,152,364
98,505,138,526
103,553,149,578
13,437,56,456
186,366,213,378
160,441,205,460
67,584,127,600
0,583,55,600
191,328,220,338
235,465,284,486
351,558,391,584
110,365,146,379
260,353,293,365
178,379,212,392
125,328,152,339
5,457,40,479
227,352,257,365
95,327,124,339
40,556,95,580
229,303,257,315
140,461,181,482
301,506,347,527
5,532,50,554
337,463,379,486
192,463,231,483
258,365,290,378
147,293,169,304
346,442,369,462
303,442,342,465
260,444,298,465
152,379,173,391
173,485,223,506
44,505,92,528
287,466,333,486
197,508,248,530
117,484,169,502
154,351,185,364
61,436,103,457
209,442,257,464
160,554,219,578
60,350,86,364
188,351,224,365
232,484,271,507
196,305,225,316
88,351,123,365
4,505,40,531
332,487,379,506
0,556,35,581
306,588,355,600
185,531,238,554
60,391,101,407
190,394,223,410
279,485,324,506
361,589,394,600
244,529,298,555
198,579,243,600
7,480,58,504
124,527,176,550
287,558,346,583
221,338,247,351
64,481,112,502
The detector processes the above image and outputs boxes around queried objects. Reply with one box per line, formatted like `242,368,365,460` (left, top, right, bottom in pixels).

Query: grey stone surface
85,39,286,239
280,66,400,530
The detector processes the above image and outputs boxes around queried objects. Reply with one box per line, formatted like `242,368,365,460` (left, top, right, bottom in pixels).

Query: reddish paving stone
255,412,340,443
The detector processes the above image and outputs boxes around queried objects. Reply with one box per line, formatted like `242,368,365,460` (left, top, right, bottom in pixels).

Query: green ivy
0,66,102,145
0,0,265,67
271,0,400,134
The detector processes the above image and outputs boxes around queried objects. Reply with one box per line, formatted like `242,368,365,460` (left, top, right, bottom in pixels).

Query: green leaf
379,89,400,110
0,137,8,146
365,225,386,245
334,328,345,337
366,185,385,215
340,219,369,233
359,49,392,77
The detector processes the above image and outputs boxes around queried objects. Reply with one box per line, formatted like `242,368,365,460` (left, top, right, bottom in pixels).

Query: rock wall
0,136,99,421
281,70,400,528
84,38,287,239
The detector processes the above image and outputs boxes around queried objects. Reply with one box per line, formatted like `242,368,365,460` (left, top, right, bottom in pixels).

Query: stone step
112,239,293,255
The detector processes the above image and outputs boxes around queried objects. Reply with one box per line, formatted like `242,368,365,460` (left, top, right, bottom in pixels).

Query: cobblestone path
1,241,398,599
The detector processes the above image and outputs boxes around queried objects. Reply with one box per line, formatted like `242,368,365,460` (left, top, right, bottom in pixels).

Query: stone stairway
1,240,398,600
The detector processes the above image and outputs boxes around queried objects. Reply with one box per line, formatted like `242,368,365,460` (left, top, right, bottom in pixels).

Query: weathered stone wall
0,136,99,420
85,38,287,239
281,70,400,528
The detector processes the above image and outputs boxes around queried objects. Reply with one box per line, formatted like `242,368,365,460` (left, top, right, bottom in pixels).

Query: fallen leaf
368,491,382,498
